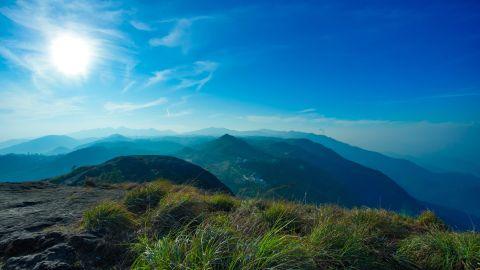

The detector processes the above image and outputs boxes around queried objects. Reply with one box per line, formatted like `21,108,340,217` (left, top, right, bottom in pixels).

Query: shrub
124,182,169,214
397,231,480,270
416,210,448,230
82,201,136,236
208,193,239,212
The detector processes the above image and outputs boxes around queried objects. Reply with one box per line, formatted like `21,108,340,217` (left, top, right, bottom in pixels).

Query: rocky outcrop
1,231,129,270
0,182,126,269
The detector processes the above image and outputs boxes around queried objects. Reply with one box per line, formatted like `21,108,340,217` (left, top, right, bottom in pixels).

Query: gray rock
0,182,127,269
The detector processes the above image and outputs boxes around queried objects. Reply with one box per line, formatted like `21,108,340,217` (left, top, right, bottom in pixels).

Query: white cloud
130,20,153,31
146,69,175,87
194,60,219,73
298,108,316,113
149,16,211,51
121,80,136,93
145,61,218,91
0,45,31,71
104,97,167,112
150,19,191,48
166,109,192,118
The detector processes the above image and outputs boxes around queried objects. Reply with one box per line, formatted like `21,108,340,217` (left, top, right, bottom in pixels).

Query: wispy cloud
104,97,167,113
150,19,191,48
146,61,218,91
130,20,153,31
146,69,175,87
298,108,316,113
121,80,136,93
149,16,211,52
0,45,32,71
165,109,192,118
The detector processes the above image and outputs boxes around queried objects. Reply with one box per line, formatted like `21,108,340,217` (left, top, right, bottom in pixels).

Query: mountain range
0,135,91,155
179,135,421,213
0,129,479,229
187,128,480,217
68,127,177,139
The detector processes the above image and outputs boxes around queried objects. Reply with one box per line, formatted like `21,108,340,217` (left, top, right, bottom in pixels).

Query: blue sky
0,0,479,157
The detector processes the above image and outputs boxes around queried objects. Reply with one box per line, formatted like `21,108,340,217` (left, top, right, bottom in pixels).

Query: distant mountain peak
191,134,268,160
218,133,237,140
214,134,250,147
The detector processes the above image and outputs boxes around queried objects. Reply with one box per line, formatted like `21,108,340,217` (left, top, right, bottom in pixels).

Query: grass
416,210,448,230
308,218,377,269
263,202,299,230
82,201,136,237
397,231,480,270
124,181,171,214
208,193,239,212
132,225,314,270
80,181,480,269
132,225,237,269
236,228,314,270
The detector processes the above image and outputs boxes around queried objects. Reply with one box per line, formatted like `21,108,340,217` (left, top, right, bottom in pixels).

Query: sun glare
49,33,93,77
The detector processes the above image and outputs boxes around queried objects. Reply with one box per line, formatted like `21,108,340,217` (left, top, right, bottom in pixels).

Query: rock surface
0,182,125,269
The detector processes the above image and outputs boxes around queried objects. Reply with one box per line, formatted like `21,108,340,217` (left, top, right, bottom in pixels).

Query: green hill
51,155,232,194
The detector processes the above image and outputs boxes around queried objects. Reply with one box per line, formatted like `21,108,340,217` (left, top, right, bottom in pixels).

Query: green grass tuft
82,201,136,236
346,208,416,241
146,190,209,236
124,181,170,214
308,218,381,269
208,193,239,212
397,231,480,270
262,201,305,233
132,225,314,270
416,210,448,231
235,228,315,270
132,225,237,269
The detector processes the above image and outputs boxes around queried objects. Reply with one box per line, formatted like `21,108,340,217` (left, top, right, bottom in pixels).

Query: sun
49,33,93,77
